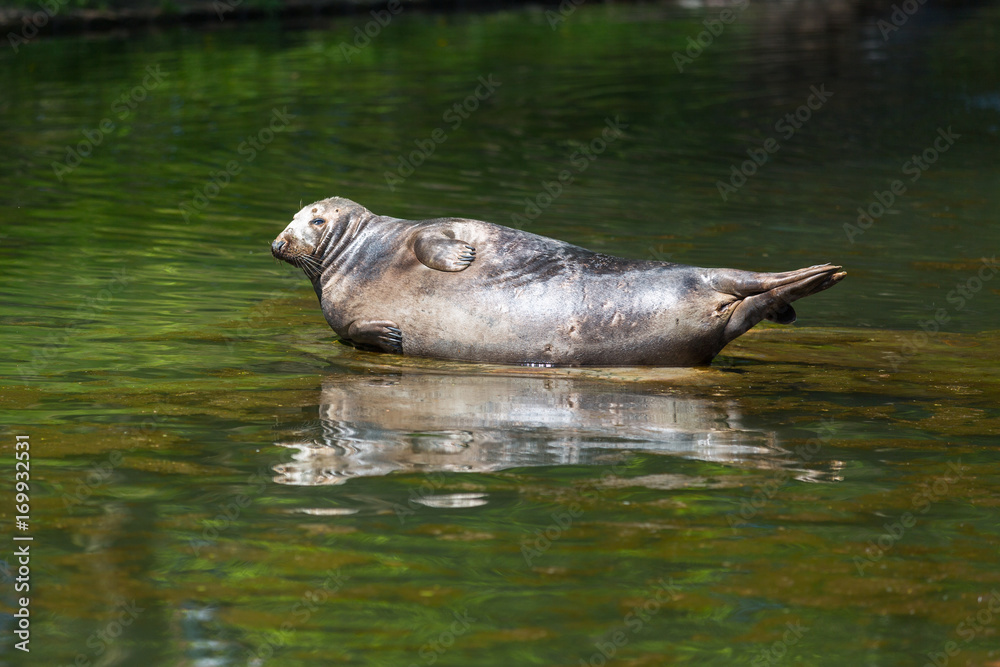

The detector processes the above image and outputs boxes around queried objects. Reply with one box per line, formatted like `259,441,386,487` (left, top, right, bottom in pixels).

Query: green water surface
1,3,999,666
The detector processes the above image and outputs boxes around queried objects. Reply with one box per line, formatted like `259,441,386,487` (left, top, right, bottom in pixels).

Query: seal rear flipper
345,319,403,355
765,303,797,324
413,232,476,272
709,263,846,342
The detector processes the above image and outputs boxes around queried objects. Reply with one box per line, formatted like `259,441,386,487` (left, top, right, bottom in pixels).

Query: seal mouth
272,238,323,277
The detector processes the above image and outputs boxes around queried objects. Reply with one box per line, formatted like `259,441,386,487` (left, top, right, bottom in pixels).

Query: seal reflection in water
270,197,845,366
271,373,837,487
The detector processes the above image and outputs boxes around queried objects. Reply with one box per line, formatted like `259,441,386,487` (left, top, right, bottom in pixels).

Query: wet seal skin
271,196,845,366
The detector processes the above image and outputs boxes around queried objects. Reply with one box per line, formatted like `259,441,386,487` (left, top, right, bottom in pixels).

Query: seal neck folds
313,211,364,272
313,210,386,282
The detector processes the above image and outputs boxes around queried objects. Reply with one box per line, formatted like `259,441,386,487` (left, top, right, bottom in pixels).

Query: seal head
271,197,370,278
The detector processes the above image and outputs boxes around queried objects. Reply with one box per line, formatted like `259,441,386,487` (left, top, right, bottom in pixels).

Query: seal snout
271,237,287,258
271,230,324,277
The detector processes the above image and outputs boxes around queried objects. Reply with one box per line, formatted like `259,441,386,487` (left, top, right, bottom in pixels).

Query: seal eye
310,218,325,226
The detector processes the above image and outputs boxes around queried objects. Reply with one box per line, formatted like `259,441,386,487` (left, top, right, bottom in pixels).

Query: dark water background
1,3,999,666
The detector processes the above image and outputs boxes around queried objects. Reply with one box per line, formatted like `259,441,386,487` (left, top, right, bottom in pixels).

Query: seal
270,196,845,366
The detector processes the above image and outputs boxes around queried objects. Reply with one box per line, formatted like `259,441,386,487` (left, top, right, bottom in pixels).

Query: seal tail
708,263,846,342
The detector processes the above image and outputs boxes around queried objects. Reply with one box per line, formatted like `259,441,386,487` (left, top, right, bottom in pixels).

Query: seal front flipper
412,231,476,272
346,320,403,354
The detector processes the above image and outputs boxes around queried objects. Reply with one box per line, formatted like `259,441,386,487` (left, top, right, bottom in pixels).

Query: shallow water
2,3,1000,666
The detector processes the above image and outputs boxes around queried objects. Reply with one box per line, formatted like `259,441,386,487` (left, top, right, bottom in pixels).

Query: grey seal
270,196,845,366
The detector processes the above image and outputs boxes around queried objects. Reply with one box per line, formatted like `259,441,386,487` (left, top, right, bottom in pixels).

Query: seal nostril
272,239,286,253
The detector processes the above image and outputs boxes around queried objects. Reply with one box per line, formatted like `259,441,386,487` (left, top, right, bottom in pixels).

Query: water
2,3,999,666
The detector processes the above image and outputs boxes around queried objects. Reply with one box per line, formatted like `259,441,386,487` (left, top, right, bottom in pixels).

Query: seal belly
395,257,707,366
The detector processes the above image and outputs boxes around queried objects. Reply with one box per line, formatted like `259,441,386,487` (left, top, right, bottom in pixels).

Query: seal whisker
301,255,325,278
